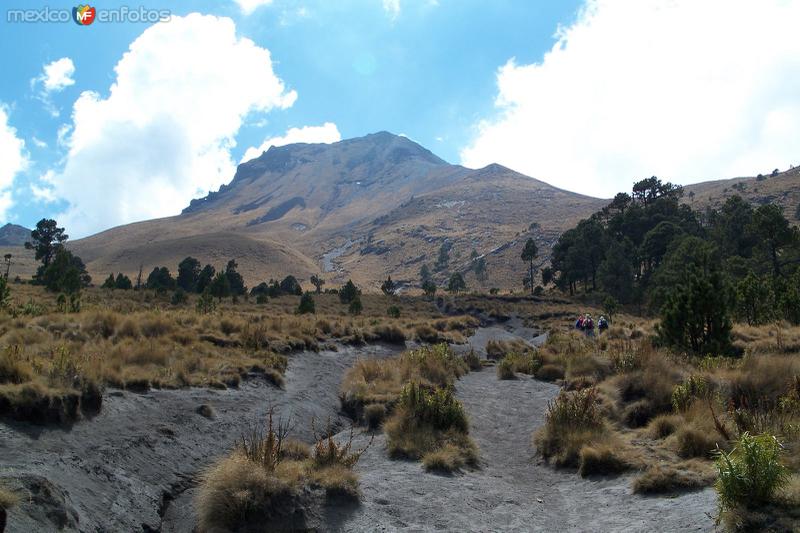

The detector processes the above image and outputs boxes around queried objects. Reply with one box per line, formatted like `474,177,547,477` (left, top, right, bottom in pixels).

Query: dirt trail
333,328,717,532
1,344,401,533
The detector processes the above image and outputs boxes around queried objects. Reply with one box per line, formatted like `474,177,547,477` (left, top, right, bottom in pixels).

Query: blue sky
1,0,798,237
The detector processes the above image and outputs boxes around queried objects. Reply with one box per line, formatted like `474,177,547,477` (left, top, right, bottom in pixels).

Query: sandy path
0,344,401,533
333,329,717,532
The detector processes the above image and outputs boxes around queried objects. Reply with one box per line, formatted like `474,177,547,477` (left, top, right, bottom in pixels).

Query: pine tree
297,292,316,314
657,257,733,355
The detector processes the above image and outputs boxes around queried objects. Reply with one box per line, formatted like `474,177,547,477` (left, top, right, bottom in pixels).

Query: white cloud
241,122,340,163
31,136,48,149
31,57,76,117
382,0,400,19
461,0,800,198
37,58,76,92
50,13,297,237
234,0,274,15
0,105,28,221
31,171,58,204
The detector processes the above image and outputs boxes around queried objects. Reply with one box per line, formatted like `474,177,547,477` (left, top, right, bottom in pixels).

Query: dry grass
633,462,715,494
0,486,18,510
530,317,800,511
0,285,479,424
196,413,368,531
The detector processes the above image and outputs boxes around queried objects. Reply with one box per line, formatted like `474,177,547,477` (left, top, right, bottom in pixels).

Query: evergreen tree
209,271,231,301
597,239,636,304
225,260,246,295
102,274,116,289
279,275,302,295
196,264,216,293
339,279,360,304
751,204,798,277
381,276,396,296
297,292,315,314
176,257,201,292
25,218,68,272
310,274,325,294
447,272,466,294
146,267,175,293
434,242,451,272
422,279,437,298
521,238,538,295
115,273,133,290
348,294,363,315
474,257,487,282
657,256,733,355
42,248,90,294
419,264,432,284
735,271,774,326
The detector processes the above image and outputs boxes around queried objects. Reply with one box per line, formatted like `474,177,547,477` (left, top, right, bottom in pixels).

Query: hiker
598,315,609,333
575,314,584,330
585,314,595,337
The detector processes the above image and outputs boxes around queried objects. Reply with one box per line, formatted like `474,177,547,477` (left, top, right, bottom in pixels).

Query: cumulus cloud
31,57,76,116
241,122,341,163
50,13,297,237
461,0,800,198
0,106,27,221
234,0,275,15
36,58,76,92
382,0,400,19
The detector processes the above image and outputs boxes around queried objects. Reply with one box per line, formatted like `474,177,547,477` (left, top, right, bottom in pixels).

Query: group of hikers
575,313,609,337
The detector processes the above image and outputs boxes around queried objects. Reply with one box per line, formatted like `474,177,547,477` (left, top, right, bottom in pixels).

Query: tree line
550,176,800,354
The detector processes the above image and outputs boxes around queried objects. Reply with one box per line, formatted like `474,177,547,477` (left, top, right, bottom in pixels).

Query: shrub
715,432,789,512
648,414,682,439
579,444,631,477
415,324,445,344
463,350,481,371
535,388,604,467
371,325,406,345
398,382,467,432
633,463,714,494
296,292,315,314
672,374,712,412
171,288,188,305
676,427,719,458
387,305,401,318
422,443,471,473
348,296,363,315
623,399,656,428
83,310,119,339
535,364,565,382
196,289,216,314
497,358,515,380
364,403,386,429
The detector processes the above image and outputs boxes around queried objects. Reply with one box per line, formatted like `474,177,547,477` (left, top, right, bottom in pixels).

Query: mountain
70,132,605,290
70,132,798,291
683,166,800,221
0,223,30,246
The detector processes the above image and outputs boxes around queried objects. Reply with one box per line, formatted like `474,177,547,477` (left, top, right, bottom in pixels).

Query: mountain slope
0,223,30,246
71,133,605,290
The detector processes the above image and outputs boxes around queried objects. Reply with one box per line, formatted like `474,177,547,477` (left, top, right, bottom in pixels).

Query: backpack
586,318,594,330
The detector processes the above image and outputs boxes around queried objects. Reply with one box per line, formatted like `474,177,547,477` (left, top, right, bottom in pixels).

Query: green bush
714,432,788,512
671,374,712,412
387,305,401,318
296,292,315,314
496,358,515,380
348,296,363,315
399,381,467,432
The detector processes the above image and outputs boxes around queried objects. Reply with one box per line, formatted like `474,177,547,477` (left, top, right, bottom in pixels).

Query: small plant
171,288,188,305
714,432,789,512
296,292,315,314
399,381,468,432
311,418,372,469
196,289,216,314
0,276,10,311
671,374,712,412
348,295,363,315
497,357,515,380
387,305,401,318
236,409,291,472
